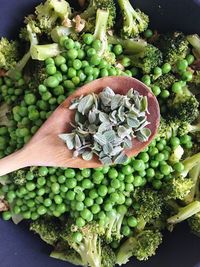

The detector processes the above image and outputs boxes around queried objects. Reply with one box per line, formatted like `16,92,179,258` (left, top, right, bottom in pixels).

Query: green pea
91,204,101,214
89,189,98,199
176,59,188,71
172,82,182,94
160,89,170,98
141,75,151,86
186,54,195,65
160,164,172,175
64,39,74,49
90,54,101,66
182,71,193,81
170,137,180,147
133,176,143,187
180,135,191,144
67,67,76,78
92,39,102,50
83,34,94,45
81,208,92,220
152,180,162,190
44,198,52,207
98,185,108,197
37,206,47,215
73,59,82,70
67,49,78,60
51,183,60,194
100,68,109,77
152,85,161,96
122,225,131,236
76,217,86,227
39,166,48,176
66,178,77,189
26,182,36,191
24,93,36,105
65,168,75,178
46,76,59,88
113,44,123,55
84,197,94,207
173,162,184,172
66,190,75,200
162,63,171,74
144,29,153,38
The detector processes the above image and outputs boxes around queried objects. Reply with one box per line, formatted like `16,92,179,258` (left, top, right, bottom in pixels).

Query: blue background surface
1,1,200,267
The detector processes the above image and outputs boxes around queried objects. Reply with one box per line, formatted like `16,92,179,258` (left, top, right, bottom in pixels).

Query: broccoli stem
116,237,137,266
108,35,147,54
182,152,200,178
167,200,200,224
30,44,61,61
118,0,137,34
80,6,96,20
51,26,72,43
184,165,200,203
187,34,200,58
50,250,83,266
189,122,200,133
93,9,109,56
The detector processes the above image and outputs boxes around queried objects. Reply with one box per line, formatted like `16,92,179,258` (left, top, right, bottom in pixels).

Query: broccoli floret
30,217,60,245
168,86,199,123
178,120,200,136
80,0,116,30
133,188,163,231
0,38,19,71
157,117,177,140
61,222,105,267
101,244,116,267
118,0,149,38
129,44,163,74
187,34,200,59
116,230,162,265
0,103,11,127
162,177,194,201
188,212,200,237
156,32,189,65
154,73,177,90
181,152,200,178
167,200,200,225
11,170,26,186
184,165,200,204
50,241,83,266
22,0,72,36
108,35,147,55
104,206,127,243
169,145,184,163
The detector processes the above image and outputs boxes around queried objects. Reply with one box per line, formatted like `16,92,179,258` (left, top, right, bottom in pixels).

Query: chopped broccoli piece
133,188,163,231
129,44,163,74
0,103,11,127
181,152,200,178
108,35,147,54
188,212,200,237
177,120,200,136
101,244,116,267
184,165,200,204
11,170,26,186
156,32,189,65
167,200,200,225
50,242,83,266
80,0,116,30
23,0,72,36
116,230,162,265
154,73,177,90
30,217,60,245
0,38,19,71
168,86,199,123
187,34,200,58
162,177,194,201
118,0,149,38
169,145,184,163
104,206,127,243
61,222,105,267
30,43,61,61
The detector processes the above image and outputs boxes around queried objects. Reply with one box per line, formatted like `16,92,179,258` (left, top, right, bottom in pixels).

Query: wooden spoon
0,76,160,176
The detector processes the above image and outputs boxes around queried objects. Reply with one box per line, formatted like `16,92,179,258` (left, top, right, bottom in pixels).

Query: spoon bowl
0,76,160,176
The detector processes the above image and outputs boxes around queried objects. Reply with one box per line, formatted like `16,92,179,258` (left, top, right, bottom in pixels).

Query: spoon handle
0,148,29,176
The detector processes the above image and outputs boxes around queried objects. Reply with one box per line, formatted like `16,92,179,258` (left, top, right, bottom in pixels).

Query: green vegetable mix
0,0,200,266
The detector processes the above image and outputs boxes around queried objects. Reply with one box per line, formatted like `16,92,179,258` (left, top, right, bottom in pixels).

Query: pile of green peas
0,31,193,238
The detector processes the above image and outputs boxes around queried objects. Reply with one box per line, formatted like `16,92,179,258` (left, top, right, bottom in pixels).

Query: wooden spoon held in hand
0,76,160,176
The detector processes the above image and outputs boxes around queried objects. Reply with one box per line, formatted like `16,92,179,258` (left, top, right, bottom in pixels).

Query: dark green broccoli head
101,243,116,267
130,44,163,74
168,87,199,123
133,187,163,224
156,32,189,65
0,38,19,70
30,217,60,245
188,213,200,237
80,0,116,30
154,73,177,90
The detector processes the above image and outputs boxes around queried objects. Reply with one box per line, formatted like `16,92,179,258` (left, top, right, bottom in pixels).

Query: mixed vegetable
0,0,200,266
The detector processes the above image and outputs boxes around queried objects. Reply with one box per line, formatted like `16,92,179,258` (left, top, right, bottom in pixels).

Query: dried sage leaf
78,95,94,115
114,152,128,164
59,133,75,150
82,150,93,161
